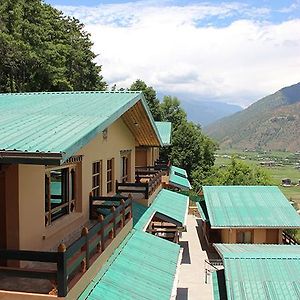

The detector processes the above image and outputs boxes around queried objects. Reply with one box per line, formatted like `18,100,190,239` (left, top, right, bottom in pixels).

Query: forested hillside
0,0,106,92
205,82,300,152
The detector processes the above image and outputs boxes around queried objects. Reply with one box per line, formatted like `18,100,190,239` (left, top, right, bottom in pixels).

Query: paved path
176,214,213,300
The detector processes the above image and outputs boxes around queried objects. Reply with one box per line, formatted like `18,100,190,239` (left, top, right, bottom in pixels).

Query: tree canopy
0,0,106,92
192,156,272,190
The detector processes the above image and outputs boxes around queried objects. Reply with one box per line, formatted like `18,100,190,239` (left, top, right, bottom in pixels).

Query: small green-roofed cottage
197,186,300,244
213,244,300,300
168,165,191,191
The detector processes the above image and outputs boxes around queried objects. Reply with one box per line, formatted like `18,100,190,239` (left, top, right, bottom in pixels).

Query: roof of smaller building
132,201,148,226
80,230,181,300
155,121,172,146
0,91,162,163
203,185,300,228
134,189,189,231
214,244,300,300
169,166,191,190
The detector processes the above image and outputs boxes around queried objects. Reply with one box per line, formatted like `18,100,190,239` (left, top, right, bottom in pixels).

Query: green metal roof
132,201,148,226
134,188,189,231
203,185,300,228
196,201,209,222
214,244,300,300
155,121,172,146
169,166,191,190
0,91,162,163
79,230,181,300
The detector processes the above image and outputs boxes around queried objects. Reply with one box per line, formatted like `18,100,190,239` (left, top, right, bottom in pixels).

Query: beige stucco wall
77,117,136,222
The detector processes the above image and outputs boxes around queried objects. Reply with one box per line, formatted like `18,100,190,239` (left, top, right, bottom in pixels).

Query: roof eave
0,151,62,165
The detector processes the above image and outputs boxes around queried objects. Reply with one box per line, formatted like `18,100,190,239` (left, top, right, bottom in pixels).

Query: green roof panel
169,166,191,190
132,201,148,226
203,185,300,228
80,230,180,300
134,188,189,231
214,244,300,300
155,121,172,146
0,91,162,162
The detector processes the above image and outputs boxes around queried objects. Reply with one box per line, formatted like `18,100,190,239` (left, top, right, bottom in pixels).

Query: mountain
204,82,300,152
181,100,242,126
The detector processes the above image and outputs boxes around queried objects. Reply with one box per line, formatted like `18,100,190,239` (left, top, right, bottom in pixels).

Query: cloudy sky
46,0,300,107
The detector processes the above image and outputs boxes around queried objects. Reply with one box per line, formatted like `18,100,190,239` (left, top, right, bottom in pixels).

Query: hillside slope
204,82,300,151
181,100,242,126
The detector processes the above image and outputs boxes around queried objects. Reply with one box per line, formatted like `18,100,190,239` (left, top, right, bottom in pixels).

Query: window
92,161,102,197
121,156,129,182
107,158,114,193
45,166,76,226
237,230,253,244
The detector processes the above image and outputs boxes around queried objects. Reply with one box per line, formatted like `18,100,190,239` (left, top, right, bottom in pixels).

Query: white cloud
57,1,300,107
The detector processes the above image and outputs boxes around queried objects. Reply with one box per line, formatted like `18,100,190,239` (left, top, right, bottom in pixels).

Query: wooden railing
116,170,163,199
0,197,132,297
282,231,299,245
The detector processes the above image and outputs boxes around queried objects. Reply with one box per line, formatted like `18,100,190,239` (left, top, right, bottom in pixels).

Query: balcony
116,162,169,205
0,195,132,298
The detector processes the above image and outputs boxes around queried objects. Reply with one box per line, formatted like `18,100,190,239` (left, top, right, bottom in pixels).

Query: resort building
197,186,300,244
0,91,189,299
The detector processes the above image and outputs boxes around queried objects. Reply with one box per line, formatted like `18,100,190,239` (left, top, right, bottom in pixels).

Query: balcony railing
116,169,164,199
0,196,132,297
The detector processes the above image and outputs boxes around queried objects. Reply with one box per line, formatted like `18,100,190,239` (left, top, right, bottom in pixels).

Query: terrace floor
176,214,218,300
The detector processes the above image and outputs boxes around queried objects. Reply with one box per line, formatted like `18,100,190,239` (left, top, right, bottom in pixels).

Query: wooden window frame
45,164,77,227
107,158,114,194
92,161,102,197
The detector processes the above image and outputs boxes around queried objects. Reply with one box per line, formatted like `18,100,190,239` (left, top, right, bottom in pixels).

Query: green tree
192,156,272,190
129,79,161,120
160,96,187,129
0,0,106,92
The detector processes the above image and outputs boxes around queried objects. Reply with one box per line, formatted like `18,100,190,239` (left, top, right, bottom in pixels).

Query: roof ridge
0,91,142,96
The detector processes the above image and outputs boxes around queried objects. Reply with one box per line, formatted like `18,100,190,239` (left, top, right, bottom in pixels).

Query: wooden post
81,227,89,270
89,192,93,220
145,183,149,199
110,207,116,239
121,199,125,227
57,243,67,297
98,215,105,252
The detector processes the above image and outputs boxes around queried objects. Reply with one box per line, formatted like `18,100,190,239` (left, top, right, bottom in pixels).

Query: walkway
176,214,215,300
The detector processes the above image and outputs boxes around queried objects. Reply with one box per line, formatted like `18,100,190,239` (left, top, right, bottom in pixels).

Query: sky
45,0,300,107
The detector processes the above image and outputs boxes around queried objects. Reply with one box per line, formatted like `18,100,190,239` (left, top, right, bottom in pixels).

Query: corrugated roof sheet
169,166,191,190
80,230,180,300
155,121,172,146
214,244,300,300
134,189,189,231
0,91,162,162
196,201,209,222
203,186,300,228
132,201,148,226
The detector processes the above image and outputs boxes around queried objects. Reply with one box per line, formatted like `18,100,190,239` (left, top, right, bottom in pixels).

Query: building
197,186,300,244
0,91,185,299
212,244,300,300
